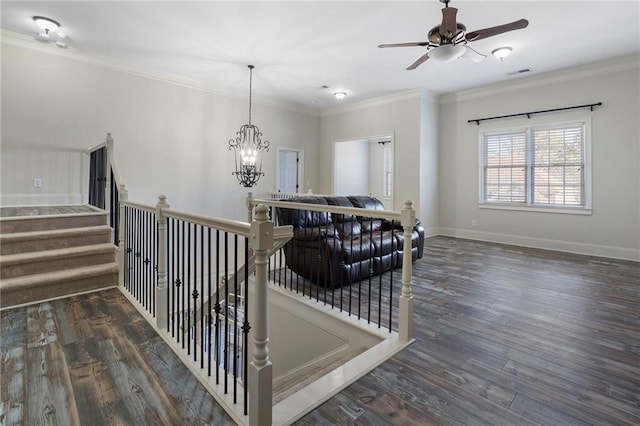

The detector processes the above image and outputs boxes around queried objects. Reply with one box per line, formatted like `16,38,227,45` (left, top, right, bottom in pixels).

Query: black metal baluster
181,220,186,347
357,215,364,320
110,169,119,246
278,248,283,287
124,206,130,291
170,218,175,337
368,220,374,324
323,217,329,305
208,227,212,377
299,210,306,294
242,236,250,415
215,229,221,384
233,234,239,403
200,225,205,368
316,228,321,302
187,223,192,356
192,223,199,362
348,214,354,316
224,231,229,394
131,208,136,298
143,210,149,311
135,208,141,302
389,220,395,332
378,224,384,328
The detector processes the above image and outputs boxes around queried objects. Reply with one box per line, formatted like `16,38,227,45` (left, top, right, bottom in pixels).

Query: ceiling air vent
507,68,531,76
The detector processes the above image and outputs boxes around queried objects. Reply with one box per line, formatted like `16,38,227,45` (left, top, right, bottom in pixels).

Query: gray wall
1,41,321,221
438,56,640,260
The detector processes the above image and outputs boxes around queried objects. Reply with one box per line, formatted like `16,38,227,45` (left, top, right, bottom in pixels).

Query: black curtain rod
468,102,602,125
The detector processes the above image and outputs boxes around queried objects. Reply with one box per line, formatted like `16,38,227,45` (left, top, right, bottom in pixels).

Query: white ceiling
2,1,639,110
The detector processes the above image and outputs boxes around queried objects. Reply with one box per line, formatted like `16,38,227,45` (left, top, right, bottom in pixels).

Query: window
480,120,590,213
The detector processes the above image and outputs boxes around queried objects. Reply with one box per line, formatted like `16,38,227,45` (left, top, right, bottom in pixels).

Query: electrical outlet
33,178,42,188
471,219,477,226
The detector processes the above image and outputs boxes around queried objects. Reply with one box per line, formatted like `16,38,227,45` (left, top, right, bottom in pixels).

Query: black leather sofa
275,195,424,288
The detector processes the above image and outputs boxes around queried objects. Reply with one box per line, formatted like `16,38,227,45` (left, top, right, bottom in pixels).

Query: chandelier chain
248,64,254,125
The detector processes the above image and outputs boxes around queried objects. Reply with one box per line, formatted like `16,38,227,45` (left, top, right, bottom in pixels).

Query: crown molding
320,88,437,117
439,53,640,104
1,29,320,117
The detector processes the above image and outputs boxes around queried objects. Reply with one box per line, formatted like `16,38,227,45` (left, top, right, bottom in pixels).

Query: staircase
0,206,119,308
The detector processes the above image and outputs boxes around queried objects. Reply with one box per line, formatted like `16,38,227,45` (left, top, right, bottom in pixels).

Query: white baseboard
1,193,85,206
434,227,640,262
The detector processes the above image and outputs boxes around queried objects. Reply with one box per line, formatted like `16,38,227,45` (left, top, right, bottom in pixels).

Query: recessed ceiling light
334,91,347,100
492,47,513,61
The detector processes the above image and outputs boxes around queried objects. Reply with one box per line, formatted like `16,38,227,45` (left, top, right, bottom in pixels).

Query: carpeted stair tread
0,225,112,255
1,243,116,265
1,243,117,279
0,212,107,234
0,263,119,307
1,262,119,290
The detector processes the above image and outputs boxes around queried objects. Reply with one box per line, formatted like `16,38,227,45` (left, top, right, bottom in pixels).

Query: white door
278,149,301,193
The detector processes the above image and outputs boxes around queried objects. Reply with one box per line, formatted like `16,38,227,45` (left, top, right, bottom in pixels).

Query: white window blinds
481,121,587,209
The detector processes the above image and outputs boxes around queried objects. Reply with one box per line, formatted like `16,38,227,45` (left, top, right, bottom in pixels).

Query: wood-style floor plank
1,289,235,426
2,236,639,425
297,236,640,425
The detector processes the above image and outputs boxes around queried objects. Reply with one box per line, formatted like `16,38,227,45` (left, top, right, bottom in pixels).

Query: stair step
0,226,113,255
0,212,107,234
0,263,119,308
1,244,117,279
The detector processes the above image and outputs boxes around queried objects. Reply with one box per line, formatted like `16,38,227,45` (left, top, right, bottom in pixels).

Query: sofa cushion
278,197,332,228
325,196,362,239
347,195,385,232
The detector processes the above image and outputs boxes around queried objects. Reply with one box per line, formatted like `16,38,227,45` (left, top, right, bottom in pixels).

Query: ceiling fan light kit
378,0,528,70
428,44,466,62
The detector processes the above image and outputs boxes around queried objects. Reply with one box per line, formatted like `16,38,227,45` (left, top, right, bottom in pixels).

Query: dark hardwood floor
0,288,235,425
296,237,640,425
2,236,638,425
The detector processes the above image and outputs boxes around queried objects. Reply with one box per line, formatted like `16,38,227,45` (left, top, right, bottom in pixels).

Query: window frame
478,116,592,215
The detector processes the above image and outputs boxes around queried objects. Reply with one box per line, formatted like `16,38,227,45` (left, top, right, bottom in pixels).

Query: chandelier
229,65,270,188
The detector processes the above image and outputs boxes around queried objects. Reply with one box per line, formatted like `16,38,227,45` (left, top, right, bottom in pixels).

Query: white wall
334,139,368,195
1,41,320,220
438,56,640,260
1,143,89,205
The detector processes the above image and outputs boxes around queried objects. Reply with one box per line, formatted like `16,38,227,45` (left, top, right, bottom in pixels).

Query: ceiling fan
379,0,529,70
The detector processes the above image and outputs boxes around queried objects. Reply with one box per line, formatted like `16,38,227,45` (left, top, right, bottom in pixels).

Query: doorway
276,148,304,194
333,135,394,209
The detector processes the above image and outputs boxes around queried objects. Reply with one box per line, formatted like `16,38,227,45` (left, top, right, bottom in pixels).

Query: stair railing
120,194,292,426
247,193,416,343
87,133,127,246
87,133,128,286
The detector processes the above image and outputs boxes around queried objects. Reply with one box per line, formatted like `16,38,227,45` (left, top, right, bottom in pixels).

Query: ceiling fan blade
461,45,487,63
465,19,529,42
440,7,458,37
407,53,430,70
379,42,429,48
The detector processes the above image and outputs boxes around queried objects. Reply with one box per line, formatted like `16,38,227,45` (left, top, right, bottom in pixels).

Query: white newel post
249,204,273,426
156,195,170,331
105,133,114,214
246,191,254,222
400,200,416,342
117,184,128,287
